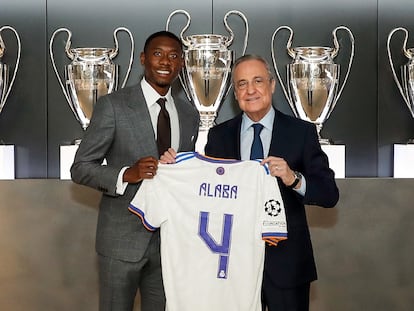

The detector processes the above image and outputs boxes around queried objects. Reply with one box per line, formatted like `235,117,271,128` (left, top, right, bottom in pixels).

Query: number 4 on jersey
198,211,233,279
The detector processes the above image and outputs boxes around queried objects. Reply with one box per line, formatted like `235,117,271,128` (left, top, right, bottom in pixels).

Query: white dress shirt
141,78,180,151
116,78,180,195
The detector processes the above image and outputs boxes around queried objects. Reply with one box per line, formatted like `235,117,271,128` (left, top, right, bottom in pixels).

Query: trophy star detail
387,27,414,144
49,27,134,138
166,9,249,152
271,25,354,145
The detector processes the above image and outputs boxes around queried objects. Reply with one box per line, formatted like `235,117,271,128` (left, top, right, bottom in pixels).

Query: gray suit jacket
71,83,200,261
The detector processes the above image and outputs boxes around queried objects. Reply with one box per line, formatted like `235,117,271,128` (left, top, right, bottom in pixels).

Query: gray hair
231,54,274,83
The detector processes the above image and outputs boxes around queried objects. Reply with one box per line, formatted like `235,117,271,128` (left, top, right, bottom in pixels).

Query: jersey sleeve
261,174,288,246
128,178,166,231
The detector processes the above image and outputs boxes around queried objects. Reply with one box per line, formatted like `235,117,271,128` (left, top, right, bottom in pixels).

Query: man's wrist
287,171,302,189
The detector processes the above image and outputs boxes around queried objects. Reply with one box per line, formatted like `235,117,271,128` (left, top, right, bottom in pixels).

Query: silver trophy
50,27,134,134
166,9,249,132
387,27,414,143
0,25,21,116
272,26,354,144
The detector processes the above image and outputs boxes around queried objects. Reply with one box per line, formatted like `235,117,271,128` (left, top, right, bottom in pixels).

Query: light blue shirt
240,107,306,195
240,108,275,161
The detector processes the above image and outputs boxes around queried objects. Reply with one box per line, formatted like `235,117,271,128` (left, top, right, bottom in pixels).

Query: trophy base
319,138,334,145
60,142,107,180
0,144,15,179
195,111,217,153
73,138,82,145
316,125,334,145
393,144,414,177
195,128,209,154
199,111,217,131
60,144,79,180
320,144,345,178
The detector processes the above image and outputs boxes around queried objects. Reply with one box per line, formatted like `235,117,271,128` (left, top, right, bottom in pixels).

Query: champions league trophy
271,25,354,145
387,27,414,144
166,9,249,152
50,27,134,179
387,27,414,177
0,25,21,179
49,27,134,134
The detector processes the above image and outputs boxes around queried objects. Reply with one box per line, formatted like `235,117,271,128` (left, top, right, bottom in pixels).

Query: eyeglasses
235,77,272,90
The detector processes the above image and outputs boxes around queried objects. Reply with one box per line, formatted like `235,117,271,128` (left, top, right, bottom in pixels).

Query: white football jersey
129,152,287,311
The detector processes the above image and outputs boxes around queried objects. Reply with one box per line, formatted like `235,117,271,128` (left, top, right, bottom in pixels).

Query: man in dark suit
70,31,199,311
204,54,339,311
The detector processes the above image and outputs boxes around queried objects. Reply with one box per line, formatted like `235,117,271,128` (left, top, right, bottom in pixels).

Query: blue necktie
250,123,264,160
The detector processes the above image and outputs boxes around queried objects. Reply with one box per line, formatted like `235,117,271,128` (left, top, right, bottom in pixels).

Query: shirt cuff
116,166,129,195
294,174,306,196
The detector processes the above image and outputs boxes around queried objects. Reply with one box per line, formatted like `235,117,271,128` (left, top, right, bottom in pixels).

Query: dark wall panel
0,0,413,177
0,0,47,178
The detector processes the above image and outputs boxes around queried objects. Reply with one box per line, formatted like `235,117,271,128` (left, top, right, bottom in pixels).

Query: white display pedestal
0,145,15,179
393,144,414,178
60,145,79,180
321,144,345,178
195,130,208,154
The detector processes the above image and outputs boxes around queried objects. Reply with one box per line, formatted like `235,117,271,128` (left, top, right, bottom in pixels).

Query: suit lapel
175,99,192,151
230,114,243,159
126,84,158,156
269,109,299,157
269,109,281,155
174,86,199,151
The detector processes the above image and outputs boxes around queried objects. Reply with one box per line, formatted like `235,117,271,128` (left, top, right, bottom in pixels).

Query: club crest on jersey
264,199,282,217
216,166,225,175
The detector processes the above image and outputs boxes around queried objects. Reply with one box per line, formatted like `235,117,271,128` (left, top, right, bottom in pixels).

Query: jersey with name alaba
129,152,287,311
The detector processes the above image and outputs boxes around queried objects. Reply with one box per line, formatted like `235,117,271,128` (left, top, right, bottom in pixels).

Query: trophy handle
271,26,295,110
165,9,191,46
223,10,249,55
0,25,21,112
387,27,414,116
165,9,192,101
222,10,249,99
326,26,355,118
112,27,135,89
49,27,78,118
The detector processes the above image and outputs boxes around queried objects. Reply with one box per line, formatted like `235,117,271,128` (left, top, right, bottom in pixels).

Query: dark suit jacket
71,82,199,262
205,108,339,288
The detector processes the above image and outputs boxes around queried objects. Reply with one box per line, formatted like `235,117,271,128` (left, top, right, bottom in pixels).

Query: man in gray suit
71,31,200,311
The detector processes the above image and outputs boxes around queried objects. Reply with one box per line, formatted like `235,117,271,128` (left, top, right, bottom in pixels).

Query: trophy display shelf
60,143,107,180
321,144,345,178
195,129,209,154
393,143,414,177
0,144,15,179
60,144,79,180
